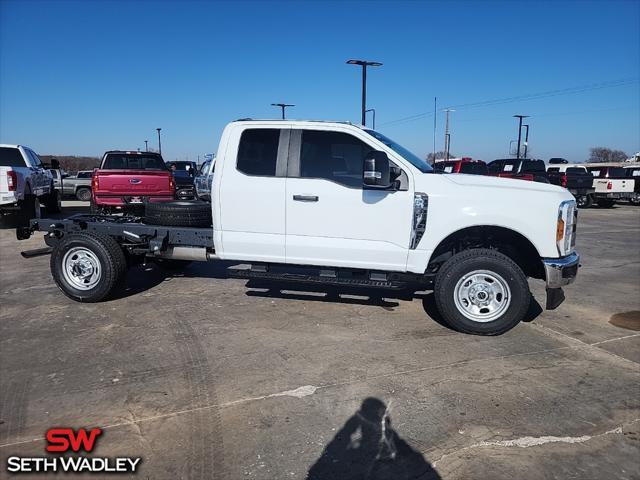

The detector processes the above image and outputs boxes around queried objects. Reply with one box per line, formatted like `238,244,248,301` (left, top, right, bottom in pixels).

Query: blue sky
1,0,638,162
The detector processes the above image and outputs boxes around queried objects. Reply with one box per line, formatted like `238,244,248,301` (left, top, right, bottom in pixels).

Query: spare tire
145,201,212,227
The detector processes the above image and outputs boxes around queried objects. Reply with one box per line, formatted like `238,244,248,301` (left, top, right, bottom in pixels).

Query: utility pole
513,115,529,159
346,59,383,126
523,124,530,158
271,103,295,119
144,140,148,152
443,109,455,160
156,128,162,155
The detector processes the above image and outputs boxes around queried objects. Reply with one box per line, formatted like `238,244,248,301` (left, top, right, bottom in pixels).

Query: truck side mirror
363,151,392,189
51,158,60,170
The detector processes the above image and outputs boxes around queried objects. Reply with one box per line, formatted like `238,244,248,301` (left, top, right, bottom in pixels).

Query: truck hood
441,173,565,194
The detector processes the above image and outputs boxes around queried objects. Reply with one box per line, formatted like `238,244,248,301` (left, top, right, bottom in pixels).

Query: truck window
487,160,504,173
77,171,93,178
25,149,43,167
237,129,279,176
0,147,26,167
459,163,476,174
298,131,371,188
607,167,626,177
567,167,587,175
547,167,560,173
102,154,166,170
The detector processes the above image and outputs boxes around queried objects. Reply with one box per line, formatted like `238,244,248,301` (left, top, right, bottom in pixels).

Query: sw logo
6,428,142,474
46,427,103,452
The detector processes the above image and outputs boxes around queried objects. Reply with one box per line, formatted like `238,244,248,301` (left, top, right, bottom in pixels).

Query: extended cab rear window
237,129,279,176
102,154,166,170
0,147,26,167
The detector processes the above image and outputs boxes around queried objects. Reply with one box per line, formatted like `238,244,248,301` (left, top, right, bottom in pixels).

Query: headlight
556,200,577,256
410,193,429,249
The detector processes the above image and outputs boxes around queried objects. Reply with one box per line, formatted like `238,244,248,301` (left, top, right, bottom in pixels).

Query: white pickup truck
586,165,634,207
1,144,61,224
18,120,580,335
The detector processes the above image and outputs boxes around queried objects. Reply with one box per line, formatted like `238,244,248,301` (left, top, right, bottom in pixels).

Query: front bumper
542,252,580,288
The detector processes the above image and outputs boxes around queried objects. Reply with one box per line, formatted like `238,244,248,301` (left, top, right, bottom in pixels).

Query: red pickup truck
91,151,175,214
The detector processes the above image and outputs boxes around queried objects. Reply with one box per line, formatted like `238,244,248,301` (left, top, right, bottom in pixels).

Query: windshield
364,130,432,173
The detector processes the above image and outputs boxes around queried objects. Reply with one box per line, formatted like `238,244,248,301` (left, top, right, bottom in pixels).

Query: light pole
156,128,162,155
444,109,455,160
271,103,295,119
346,59,382,126
144,140,148,152
523,124,530,158
365,108,376,129
513,115,529,159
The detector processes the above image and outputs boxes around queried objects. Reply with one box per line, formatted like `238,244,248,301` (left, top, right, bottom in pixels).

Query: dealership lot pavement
1,202,639,479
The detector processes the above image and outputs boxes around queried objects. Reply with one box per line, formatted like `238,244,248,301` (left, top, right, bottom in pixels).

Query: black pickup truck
487,159,549,183
547,165,595,208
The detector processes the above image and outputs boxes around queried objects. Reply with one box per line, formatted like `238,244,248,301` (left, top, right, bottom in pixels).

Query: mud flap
546,287,565,310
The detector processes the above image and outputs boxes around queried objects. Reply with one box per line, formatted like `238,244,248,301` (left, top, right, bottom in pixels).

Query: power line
380,77,639,127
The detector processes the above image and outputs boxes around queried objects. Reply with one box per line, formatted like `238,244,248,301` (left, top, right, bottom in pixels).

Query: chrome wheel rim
62,247,102,290
453,269,511,322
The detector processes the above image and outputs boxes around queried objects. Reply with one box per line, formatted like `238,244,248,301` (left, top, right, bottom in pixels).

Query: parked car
586,166,634,207
91,151,175,214
547,164,595,208
195,158,215,201
19,120,580,336
548,158,569,165
487,159,549,183
167,162,197,200
1,144,60,224
624,165,640,205
62,170,93,201
433,159,488,175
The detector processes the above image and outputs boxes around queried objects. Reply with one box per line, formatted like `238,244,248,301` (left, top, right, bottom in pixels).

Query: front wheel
433,248,530,335
50,232,127,302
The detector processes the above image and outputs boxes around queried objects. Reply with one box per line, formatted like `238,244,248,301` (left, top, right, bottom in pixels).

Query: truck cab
19,120,580,336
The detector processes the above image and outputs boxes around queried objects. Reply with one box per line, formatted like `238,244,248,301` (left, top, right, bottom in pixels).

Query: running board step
228,265,406,289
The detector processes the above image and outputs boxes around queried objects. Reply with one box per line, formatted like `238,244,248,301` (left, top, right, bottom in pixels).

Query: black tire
155,258,193,270
18,192,41,227
576,194,593,209
50,232,127,302
45,188,62,213
145,200,211,227
630,193,640,206
76,187,92,202
596,199,615,208
433,248,530,335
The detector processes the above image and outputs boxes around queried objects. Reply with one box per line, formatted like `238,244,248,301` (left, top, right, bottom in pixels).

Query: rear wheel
18,190,41,227
145,200,211,227
76,187,92,202
45,188,62,213
50,232,127,302
434,248,530,335
576,194,593,208
596,199,615,208
630,193,640,206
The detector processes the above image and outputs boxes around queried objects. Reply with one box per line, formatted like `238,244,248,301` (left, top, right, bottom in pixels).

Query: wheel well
427,226,544,279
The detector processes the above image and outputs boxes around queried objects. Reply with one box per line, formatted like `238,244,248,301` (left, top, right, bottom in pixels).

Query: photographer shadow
307,398,441,480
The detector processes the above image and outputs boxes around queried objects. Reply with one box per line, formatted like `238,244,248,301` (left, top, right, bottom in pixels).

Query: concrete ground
0,201,639,479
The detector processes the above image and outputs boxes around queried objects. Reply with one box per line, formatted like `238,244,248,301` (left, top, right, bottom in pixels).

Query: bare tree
426,151,455,165
588,147,628,163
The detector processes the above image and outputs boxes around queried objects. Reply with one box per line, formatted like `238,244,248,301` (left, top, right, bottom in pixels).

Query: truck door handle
293,195,319,202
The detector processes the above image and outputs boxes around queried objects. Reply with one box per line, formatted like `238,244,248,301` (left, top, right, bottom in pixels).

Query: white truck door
285,129,414,271
218,127,288,263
